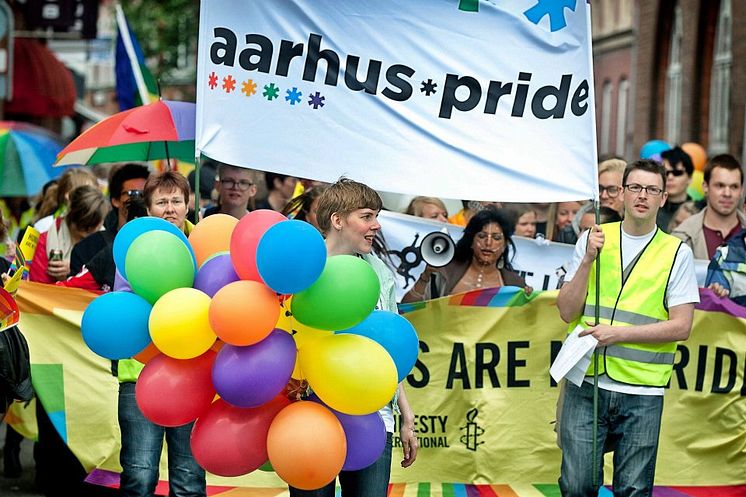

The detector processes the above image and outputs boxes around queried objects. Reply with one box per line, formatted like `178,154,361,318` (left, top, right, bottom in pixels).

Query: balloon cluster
81,210,419,490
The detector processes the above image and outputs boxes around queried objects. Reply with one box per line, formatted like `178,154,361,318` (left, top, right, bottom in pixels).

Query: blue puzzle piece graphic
524,0,577,32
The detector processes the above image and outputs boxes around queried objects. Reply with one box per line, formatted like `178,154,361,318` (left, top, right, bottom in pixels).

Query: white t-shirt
565,226,700,396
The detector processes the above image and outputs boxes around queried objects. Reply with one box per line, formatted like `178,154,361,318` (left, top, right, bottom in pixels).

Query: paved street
0,434,40,497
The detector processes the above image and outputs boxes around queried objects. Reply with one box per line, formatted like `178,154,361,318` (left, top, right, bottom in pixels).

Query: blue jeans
558,381,664,497
289,432,393,497
118,382,206,497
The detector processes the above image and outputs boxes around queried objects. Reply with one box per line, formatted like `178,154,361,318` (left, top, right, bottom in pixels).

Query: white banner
196,0,598,202
377,210,575,300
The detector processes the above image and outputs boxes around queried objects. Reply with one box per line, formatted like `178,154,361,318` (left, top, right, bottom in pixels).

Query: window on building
601,81,613,154
665,3,683,144
709,0,732,155
616,79,629,158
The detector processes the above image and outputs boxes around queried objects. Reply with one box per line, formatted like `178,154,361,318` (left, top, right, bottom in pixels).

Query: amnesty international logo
459,408,485,451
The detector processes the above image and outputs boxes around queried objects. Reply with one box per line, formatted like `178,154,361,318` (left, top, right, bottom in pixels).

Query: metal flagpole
592,199,601,488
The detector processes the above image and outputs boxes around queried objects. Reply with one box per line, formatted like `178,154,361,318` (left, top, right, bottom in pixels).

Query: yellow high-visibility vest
571,222,681,386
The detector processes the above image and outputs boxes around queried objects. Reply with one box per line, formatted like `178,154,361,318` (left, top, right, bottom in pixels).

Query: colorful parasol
55,100,196,166
0,121,64,197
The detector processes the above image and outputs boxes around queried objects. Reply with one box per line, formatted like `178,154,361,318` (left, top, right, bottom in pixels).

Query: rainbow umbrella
0,121,64,196
55,100,195,166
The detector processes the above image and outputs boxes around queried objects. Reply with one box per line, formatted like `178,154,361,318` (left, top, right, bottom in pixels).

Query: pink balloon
230,210,287,282
135,351,216,427
190,395,291,477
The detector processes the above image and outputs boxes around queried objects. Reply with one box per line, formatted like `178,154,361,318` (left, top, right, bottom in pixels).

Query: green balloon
125,230,196,304
292,255,380,330
258,460,274,472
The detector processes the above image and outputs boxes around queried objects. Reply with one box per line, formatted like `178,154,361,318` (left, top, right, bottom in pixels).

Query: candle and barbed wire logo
459,408,485,451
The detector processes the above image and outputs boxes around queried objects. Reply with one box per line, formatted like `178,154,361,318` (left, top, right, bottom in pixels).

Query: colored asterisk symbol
308,92,325,109
524,0,577,32
222,75,236,93
285,87,303,105
208,72,218,90
420,79,437,96
241,79,257,97
263,83,280,101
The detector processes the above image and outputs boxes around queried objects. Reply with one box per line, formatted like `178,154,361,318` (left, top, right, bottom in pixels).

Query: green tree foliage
122,0,200,83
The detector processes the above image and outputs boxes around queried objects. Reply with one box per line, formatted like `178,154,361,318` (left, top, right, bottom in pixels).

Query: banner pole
592,199,601,488
194,152,201,224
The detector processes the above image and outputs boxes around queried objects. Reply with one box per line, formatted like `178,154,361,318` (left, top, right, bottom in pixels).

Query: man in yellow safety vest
556,159,699,497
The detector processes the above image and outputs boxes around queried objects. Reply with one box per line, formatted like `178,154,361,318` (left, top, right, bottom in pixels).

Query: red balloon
135,351,216,427
230,209,287,282
190,395,291,477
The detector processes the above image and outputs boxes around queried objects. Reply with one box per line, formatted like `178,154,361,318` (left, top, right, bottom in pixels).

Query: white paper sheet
550,324,598,386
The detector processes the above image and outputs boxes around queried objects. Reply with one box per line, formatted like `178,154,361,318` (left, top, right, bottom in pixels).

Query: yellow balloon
276,297,333,379
690,169,704,196
300,334,398,415
149,288,217,359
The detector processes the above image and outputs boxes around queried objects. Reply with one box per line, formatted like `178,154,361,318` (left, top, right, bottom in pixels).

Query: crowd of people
0,143,744,496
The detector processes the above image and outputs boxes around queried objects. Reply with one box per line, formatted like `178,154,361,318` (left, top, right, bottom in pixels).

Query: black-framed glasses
666,169,686,178
599,185,622,197
625,184,663,196
220,179,253,191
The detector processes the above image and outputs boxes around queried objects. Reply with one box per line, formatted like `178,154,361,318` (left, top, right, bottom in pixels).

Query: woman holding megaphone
403,207,531,301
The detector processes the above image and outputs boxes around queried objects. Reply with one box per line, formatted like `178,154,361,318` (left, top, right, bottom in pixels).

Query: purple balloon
212,329,296,408
310,394,386,471
114,269,132,292
194,253,240,297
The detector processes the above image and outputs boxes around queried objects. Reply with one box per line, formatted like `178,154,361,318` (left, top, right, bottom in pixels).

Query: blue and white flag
196,0,598,202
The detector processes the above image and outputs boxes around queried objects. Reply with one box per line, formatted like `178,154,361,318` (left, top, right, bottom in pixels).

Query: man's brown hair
316,178,383,234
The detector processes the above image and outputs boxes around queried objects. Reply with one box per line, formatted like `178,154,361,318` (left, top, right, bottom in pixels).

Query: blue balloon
256,220,326,294
640,140,671,159
336,310,419,382
113,217,196,279
81,291,152,360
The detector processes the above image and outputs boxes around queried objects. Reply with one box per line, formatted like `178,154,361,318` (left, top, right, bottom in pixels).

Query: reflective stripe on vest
582,304,662,326
570,222,681,386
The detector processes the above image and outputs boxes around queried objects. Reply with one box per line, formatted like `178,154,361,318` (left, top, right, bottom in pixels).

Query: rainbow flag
114,5,158,111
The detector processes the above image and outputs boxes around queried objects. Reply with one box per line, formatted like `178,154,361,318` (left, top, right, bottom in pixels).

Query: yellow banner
11,282,746,493
391,287,745,486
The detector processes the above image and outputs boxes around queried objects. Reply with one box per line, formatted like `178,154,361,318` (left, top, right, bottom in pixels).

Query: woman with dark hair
403,208,531,301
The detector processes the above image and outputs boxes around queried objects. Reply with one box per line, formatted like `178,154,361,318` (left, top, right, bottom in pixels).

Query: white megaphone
419,231,455,268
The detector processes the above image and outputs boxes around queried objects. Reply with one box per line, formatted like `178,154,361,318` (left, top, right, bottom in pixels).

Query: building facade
593,0,745,163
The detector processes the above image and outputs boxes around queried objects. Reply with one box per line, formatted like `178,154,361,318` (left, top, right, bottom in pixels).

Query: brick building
593,0,745,163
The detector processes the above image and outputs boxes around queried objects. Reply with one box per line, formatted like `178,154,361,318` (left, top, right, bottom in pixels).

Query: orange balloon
267,401,346,490
209,281,281,345
188,214,238,268
682,142,707,172
133,342,159,364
